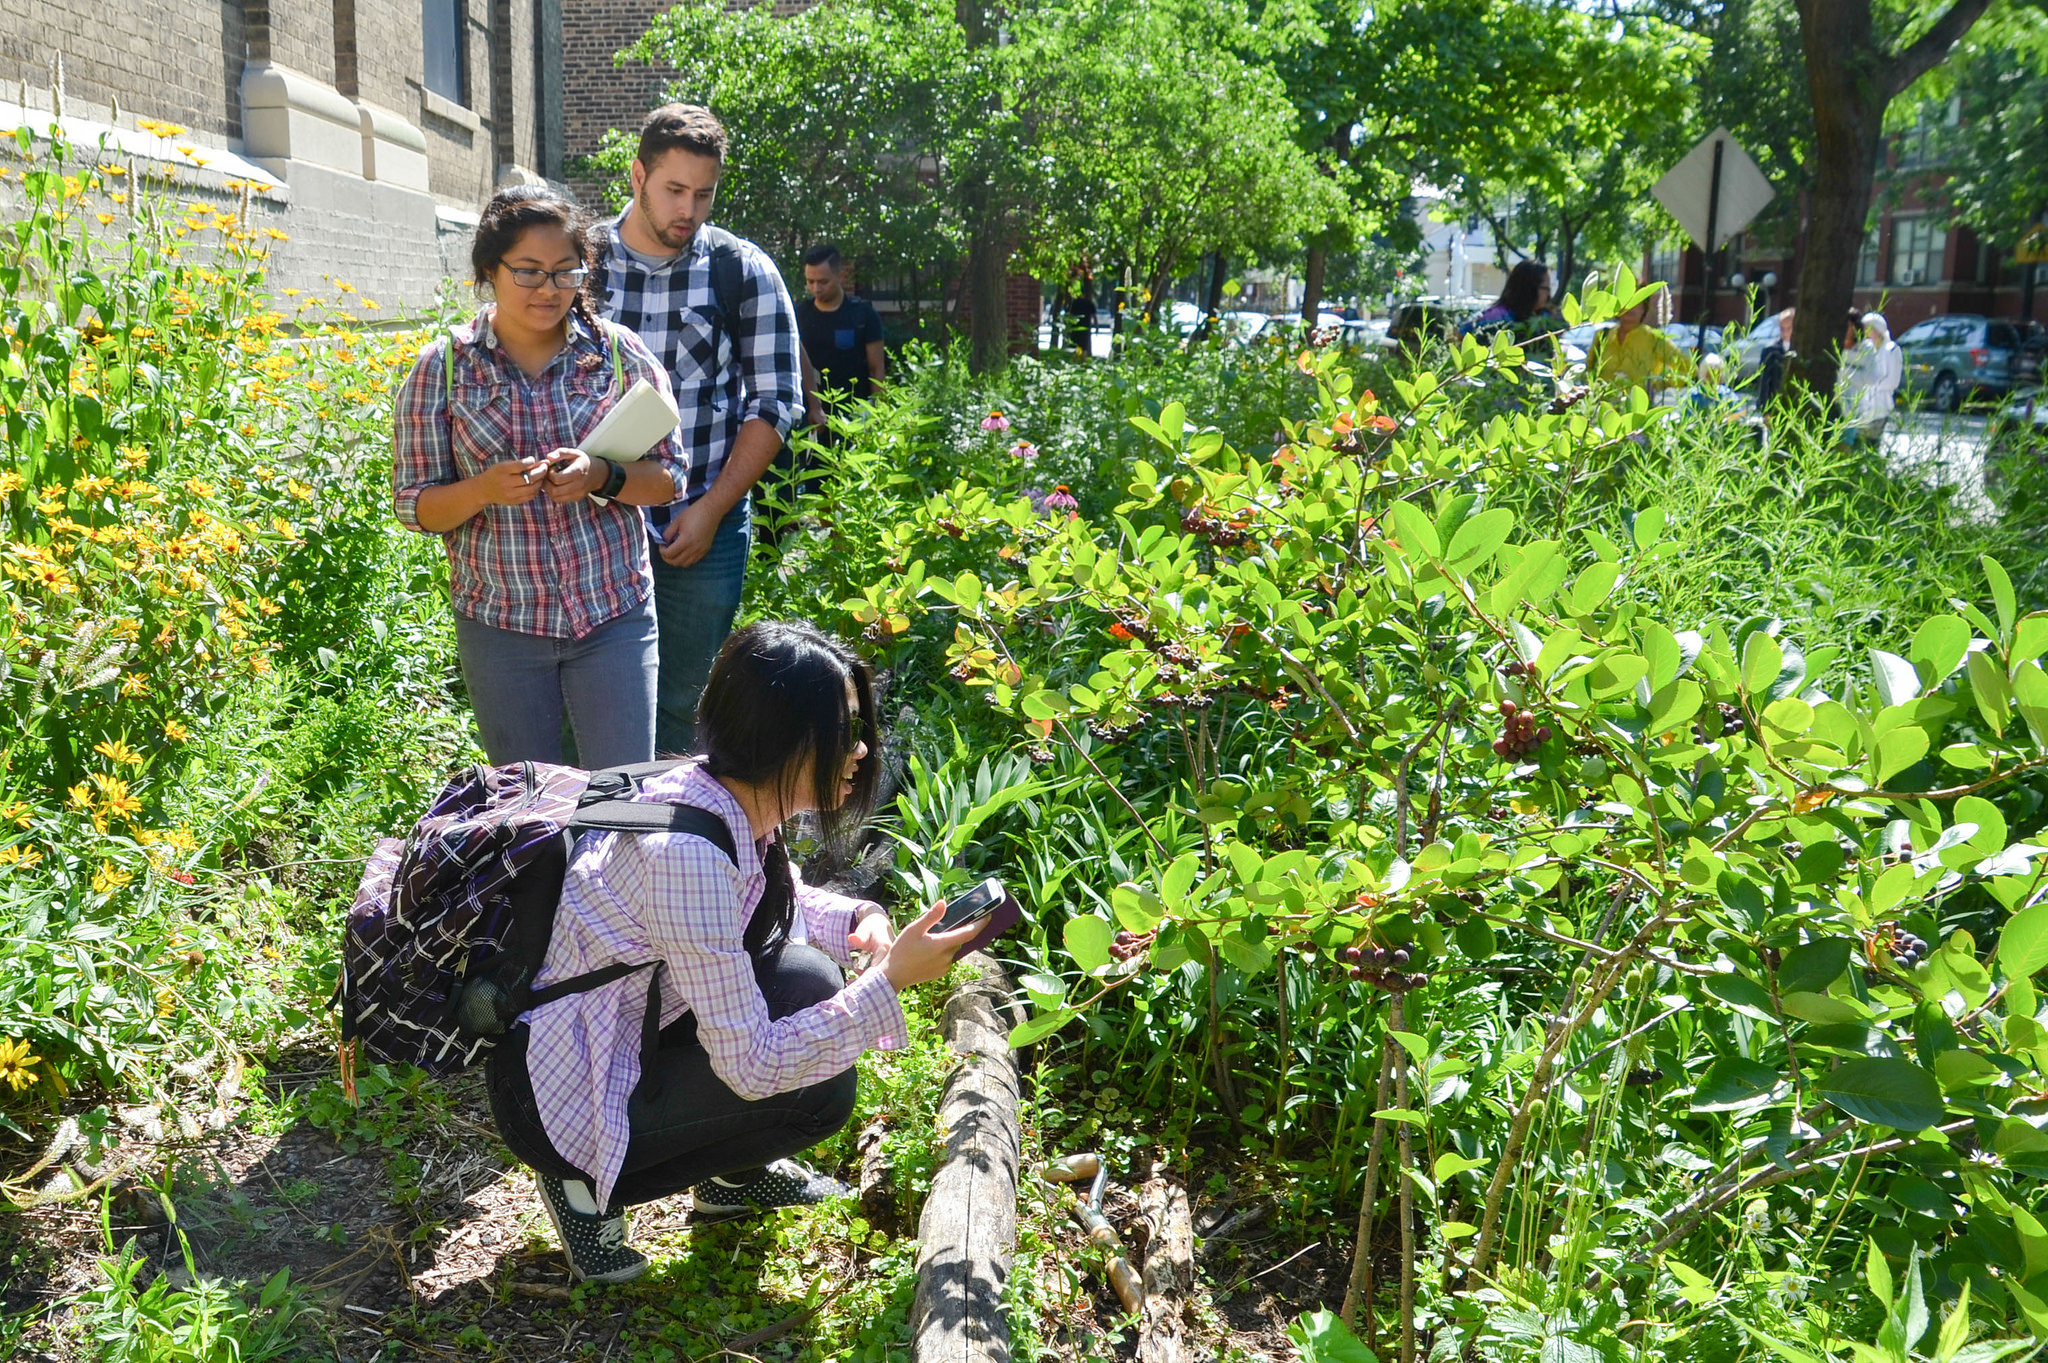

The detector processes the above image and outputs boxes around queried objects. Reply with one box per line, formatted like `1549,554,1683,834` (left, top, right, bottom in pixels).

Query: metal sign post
1699,138,1724,354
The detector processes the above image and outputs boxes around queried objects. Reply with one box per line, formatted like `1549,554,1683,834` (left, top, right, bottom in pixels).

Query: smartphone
938,877,1007,931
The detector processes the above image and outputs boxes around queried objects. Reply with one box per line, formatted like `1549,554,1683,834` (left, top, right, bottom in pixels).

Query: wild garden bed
12,120,2048,1363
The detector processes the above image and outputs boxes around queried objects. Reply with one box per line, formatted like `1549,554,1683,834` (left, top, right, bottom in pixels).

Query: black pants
486,943,859,1207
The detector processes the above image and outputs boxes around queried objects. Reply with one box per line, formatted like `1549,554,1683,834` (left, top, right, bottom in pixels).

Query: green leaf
1008,1008,1073,1048
2015,614,2048,667
1998,901,2048,979
954,571,983,609
1566,561,1622,615
1063,916,1114,973
1815,1057,1946,1130
1705,972,1778,1022
1372,1107,1427,1126
2013,663,2048,748
1867,1238,1894,1305
1986,555,2017,641
1445,507,1513,567
1779,938,1853,994
1110,883,1164,932
1386,500,1441,560
1161,853,1201,908
1874,727,1930,785
1631,505,1667,550
1434,1151,1487,1181
1871,649,1923,708
1967,649,2011,736
1218,932,1273,973
1909,616,1972,686
1288,1310,1378,1363
1778,992,1870,1024
1743,632,1784,697
1692,1056,1783,1111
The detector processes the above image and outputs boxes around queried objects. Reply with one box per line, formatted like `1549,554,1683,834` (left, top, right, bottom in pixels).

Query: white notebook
579,378,680,462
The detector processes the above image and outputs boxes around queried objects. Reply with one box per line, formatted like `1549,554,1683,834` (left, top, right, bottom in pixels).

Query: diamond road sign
1653,128,1774,251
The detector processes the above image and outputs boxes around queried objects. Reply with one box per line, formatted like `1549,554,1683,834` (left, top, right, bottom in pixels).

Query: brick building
0,0,565,308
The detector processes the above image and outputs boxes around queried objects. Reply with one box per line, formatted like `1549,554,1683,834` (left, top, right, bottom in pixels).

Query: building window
1896,97,1960,171
1890,215,1942,286
1648,240,1680,289
423,0,465,104
1856,222,1881,287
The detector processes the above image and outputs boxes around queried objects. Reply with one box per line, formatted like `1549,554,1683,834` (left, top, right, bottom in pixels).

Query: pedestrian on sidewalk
1459,260,1552,340
1838,311,1902,447
1590,287,1691,392
594,104,804,757
392,186,685,769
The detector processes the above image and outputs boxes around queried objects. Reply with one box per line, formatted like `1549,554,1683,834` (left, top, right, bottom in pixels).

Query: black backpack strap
697,224,748,352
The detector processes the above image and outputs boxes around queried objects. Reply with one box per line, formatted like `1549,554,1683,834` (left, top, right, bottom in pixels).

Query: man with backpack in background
595,104,803,756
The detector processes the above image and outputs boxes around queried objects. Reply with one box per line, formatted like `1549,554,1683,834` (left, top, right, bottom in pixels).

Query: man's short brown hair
637,103,727,167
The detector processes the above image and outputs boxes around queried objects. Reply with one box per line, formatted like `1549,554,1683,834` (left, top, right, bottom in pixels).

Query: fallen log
1136,1171,1193,1363
911,954,1022,1363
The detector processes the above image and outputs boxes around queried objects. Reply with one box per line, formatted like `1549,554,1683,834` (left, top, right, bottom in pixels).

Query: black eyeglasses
504,266,590,290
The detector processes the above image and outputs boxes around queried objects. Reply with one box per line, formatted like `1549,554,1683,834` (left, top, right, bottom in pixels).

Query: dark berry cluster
1547,384,1590,415
1110,930,1154,961
1180,504,1253,549
1696,702,1746,742
1340,944,1428,992
1870,923,1931,969
1492,700,1551,760
1087,718,1145,743
1499,659,1538,682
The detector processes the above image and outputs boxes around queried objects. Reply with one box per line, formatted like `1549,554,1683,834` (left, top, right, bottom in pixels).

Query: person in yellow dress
1589,290,1694,391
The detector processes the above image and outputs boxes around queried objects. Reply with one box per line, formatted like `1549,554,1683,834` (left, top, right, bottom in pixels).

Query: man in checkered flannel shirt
595,104,803,755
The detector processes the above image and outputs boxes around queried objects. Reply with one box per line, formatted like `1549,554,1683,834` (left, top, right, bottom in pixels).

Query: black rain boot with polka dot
536,1173,648,1283
689,1158,853,1222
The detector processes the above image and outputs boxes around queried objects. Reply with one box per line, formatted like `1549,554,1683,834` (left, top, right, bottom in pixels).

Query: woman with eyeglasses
394,185,686,768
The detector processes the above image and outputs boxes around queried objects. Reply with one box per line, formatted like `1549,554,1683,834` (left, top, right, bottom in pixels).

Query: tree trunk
1787,0,1886,399
1301,246,1327,323
965,205,1010,376
1188,252,1226,345
1789,0,1993,396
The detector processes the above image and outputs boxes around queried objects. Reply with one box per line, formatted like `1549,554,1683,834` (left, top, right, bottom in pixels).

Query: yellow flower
95,212,114,226
121,673,150,697
286,479,313,501
156,988,176,1018
248,654,273,677
184,477,216,499
93,738,142,765
0,844,42,869
0,801,31,828
163,720,189,741
263,228,289,242
89,773,143,820
67,783,94,812
91,861,134,894
0,1036,41,1092
272,518,298,540
0,471,23,494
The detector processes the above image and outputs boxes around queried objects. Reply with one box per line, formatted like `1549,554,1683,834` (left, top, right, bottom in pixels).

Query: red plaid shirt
393,309,687,639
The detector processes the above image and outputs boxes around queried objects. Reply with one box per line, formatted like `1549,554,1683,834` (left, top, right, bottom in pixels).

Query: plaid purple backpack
336,759,737,1094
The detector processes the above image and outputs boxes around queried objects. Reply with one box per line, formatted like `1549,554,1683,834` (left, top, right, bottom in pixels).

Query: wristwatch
594,457,627,501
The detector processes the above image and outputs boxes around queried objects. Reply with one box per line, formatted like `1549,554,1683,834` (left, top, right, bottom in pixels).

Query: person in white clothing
1838,311,1902,446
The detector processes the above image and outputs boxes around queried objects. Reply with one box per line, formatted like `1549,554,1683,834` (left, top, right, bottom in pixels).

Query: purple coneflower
1045,486,1078,513
981,410,1011,432
1009,440,1038,462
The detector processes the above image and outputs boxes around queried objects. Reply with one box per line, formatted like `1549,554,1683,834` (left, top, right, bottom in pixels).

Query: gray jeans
453,598,658,770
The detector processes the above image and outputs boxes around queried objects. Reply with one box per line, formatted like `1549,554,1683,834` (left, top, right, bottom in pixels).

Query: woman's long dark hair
696,621,881,852
1493,259,1551,322
471,184,603,331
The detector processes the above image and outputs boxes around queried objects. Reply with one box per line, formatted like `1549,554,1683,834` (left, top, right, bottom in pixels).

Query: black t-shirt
797,296,883,403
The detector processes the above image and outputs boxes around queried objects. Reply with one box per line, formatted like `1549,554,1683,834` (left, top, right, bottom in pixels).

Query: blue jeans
453,600,658,769
650,501,750,756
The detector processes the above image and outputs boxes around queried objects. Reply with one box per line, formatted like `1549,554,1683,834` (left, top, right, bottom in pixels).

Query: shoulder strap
698,225,748,348
567,799,740,865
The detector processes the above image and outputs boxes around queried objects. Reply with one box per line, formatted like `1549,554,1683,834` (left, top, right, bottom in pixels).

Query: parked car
1658,322,1723,356
1337,317,1391,352
1898,313,2043,412
1382,298,1477,349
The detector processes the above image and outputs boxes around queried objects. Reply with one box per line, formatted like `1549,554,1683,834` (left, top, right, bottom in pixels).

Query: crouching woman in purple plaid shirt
485,621,983,1281
393,186,691,769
